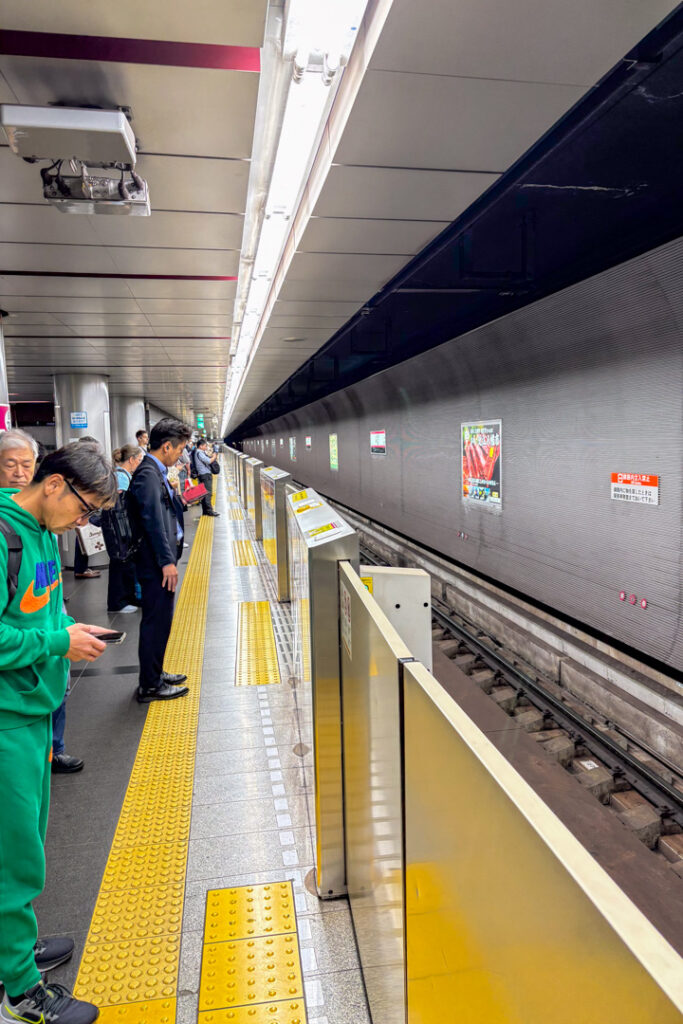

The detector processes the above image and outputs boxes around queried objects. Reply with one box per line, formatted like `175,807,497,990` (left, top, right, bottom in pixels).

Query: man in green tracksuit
0,444,117,1024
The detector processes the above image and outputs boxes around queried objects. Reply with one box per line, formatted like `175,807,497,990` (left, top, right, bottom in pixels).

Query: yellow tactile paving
77,936,180,1006
199,1001,307,1024
199,933,304,1011
204,883,297,943
88,885,185,944
235,602,281,686
74,512,216,1010
232,538,258,566
228,508,244,520
263,538,277,566
97,998,176,1024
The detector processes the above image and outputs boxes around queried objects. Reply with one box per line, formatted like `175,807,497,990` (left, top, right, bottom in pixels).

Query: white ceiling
0,0,679,430
225,0,680,430
0,0,266,423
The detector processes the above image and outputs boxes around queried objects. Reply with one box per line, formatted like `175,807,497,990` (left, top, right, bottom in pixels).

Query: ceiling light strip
0,271,237,280
0,30,261,72
223,0,395,433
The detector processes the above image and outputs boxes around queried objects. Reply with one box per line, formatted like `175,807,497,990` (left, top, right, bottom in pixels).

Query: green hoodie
0,490,74,730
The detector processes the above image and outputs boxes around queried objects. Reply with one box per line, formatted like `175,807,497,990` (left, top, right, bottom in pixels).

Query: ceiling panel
371,0,680,85
125,279,238,299
104,246,239,276
0,274,133,297
273,300,362,317
1,295,142,314
314,166,499,221
89,210,243,250
137,154,250,214
0,58,261,160
334,70,585,172
0,242,119,273
298,217,450,255
0,203,102,245
2,0,267,47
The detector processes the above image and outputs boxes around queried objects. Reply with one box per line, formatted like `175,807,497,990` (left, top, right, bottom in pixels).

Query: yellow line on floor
73,514,216,1024
235,601,281,686
198,882,307,1023
232,538,257,566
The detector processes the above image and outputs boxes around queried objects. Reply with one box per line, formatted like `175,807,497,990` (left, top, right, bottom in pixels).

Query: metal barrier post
244,457,264,539
287,488,358,898
260,466,291,601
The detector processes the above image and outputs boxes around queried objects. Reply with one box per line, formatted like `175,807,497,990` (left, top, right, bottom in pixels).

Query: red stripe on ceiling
4,335,231,340
0,271,237,280
0,29,261,72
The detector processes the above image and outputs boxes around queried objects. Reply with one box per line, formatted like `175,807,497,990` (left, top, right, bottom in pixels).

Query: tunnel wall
242,235,683,672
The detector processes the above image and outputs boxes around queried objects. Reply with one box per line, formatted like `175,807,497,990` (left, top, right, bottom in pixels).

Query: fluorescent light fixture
224,0,371,428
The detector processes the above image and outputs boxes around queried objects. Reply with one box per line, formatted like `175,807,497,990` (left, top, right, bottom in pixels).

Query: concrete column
110,396,146,450
0,315,12,430
53,373,111,454
53,373,111,568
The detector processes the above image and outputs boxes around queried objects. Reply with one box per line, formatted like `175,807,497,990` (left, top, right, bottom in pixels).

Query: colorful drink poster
329,433,339,471
461,420,502,507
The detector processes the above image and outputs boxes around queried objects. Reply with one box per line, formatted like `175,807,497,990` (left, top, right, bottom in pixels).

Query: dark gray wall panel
244,235,683,672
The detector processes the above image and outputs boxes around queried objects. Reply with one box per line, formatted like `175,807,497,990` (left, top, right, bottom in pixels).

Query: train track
361,544,683,859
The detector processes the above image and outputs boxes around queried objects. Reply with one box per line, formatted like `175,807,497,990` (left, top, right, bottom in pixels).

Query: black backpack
189,448,200,478
0,517,23,613
100,490,140,562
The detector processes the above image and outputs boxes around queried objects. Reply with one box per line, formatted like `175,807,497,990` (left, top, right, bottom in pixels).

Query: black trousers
74,544,88,574
107,557,137,611
137,563,176,691
198,473,213,513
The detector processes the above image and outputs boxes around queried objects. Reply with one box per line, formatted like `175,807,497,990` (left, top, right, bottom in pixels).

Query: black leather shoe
51,753,84,774
161,671,187,684
137,683,189,703
202,510,220,517
34,936,74,973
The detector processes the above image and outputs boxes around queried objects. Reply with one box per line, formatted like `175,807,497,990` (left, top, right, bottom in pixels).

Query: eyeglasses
64,478,98,520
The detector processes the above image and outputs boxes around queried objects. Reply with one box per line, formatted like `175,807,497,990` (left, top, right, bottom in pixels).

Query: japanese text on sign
289,437,297,462
461,420,502,507
329,433,338,471
610,473,659,506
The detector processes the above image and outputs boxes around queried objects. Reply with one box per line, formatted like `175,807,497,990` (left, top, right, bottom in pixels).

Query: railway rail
360,542,683,865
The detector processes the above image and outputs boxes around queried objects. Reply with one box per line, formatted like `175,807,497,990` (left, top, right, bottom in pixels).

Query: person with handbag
128,418,192,703
193,439,220,518
104,444,145,612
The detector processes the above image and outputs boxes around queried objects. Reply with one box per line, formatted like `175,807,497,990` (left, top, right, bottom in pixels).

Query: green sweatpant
0,716,51,997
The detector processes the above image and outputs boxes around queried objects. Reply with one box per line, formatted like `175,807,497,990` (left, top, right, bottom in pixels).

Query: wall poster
461,420,502,507
289,436,297,462
329,433,339,471
370,429,387,455
305,436,312,450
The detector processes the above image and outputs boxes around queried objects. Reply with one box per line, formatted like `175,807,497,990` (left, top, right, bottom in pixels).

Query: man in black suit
129,417,192,703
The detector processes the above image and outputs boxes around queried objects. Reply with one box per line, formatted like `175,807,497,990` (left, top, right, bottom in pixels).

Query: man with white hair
0,430,83,774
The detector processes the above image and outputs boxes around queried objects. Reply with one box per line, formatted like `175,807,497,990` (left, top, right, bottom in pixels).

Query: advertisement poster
0,405,10,431
461,420,502,506
370,429,387,455
329,433,339,471
289,436,297,462
305,436,312,450
610,473,659,505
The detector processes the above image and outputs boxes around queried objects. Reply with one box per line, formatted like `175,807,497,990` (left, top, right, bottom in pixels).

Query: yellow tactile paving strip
235,601,281,686
199,883,307,1023
74,511,216,1024
232,538,257,565
228,508,244,520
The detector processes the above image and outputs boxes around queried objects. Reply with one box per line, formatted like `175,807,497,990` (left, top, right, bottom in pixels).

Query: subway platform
37,468,370,1024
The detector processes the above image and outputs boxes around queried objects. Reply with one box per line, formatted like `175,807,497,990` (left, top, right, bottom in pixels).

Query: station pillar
0,315,12,430
53,373,112,455
110,396,146,450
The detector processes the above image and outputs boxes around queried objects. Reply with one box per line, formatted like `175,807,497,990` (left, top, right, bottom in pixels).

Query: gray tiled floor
180,471,370,1024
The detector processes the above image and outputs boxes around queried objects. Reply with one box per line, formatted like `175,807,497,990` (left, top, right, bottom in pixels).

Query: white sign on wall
70,411,88,428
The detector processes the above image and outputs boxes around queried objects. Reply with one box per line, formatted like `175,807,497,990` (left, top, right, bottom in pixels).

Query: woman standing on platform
106,444,145,612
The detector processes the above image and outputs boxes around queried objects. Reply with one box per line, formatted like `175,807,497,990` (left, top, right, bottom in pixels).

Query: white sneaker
118,605,139,613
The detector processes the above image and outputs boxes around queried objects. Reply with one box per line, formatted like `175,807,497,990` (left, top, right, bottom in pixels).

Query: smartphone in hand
98,630,126,645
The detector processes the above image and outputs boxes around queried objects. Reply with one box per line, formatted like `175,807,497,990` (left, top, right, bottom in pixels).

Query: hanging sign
329,433,339,471
610,473,659,505
196,414,205,429
461,420,502,506
70,411,88,428
370,429,387,455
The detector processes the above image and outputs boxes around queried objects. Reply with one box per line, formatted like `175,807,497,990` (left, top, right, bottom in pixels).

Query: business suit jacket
129,455,185,573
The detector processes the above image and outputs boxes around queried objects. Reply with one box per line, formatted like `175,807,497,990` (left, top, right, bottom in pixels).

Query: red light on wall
629,594,637,605
619,591,626,601
640,598,648,610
